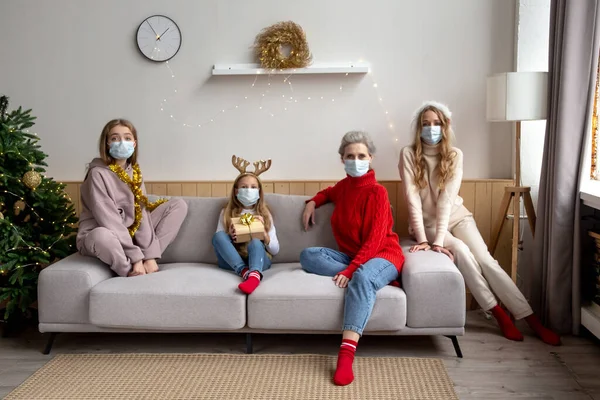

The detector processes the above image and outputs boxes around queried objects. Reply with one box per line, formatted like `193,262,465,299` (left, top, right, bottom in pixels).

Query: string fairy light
157,62,354,128
154,60,400,145
1,119,76,277
1,186,75,259
1,188,71,252
3,189,43,220
366,67,400,144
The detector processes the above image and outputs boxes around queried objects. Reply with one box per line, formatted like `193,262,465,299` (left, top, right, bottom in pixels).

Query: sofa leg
246,333,253,354
445,335,463,358
42,333,57,355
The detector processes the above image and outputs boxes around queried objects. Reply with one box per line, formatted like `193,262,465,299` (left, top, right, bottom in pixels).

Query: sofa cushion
400,238,466,328
89,263,246,330
157,197,226,264
248,263,407,331
157,194,337,264
38,253,114,325
265,194,338,263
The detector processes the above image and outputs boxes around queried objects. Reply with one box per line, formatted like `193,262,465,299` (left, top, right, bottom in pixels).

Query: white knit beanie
412,101,452,121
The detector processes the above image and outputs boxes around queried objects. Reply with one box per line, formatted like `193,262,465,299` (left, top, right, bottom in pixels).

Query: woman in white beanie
398,101,560,345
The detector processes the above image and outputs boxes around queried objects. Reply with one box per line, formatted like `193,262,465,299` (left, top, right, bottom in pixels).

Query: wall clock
136,15,182,62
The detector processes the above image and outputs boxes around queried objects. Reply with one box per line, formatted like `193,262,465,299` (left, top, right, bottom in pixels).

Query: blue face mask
236,188,260,207
421,126,443,145
344,159,370,177
109,141,135,160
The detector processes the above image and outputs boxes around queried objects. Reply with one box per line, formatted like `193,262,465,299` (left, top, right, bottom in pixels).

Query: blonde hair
412,106,457,190
98,119,138,165
223,173,273,257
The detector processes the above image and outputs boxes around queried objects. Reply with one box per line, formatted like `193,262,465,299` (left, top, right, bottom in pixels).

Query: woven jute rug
5,353,458,400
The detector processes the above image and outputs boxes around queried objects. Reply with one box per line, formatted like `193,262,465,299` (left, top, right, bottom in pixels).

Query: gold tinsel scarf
109,163,167,237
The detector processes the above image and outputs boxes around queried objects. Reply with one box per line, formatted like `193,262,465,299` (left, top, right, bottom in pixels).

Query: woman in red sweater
300,131,405,386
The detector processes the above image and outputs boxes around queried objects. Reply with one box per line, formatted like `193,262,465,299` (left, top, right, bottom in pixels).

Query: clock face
136,15,182,62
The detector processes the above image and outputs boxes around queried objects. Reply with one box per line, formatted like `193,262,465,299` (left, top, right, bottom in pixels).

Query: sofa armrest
38,253,114,328
400,239,466,328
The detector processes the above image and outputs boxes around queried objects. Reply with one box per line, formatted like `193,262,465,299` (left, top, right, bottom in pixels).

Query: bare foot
143,259,159,274
128,261,146,277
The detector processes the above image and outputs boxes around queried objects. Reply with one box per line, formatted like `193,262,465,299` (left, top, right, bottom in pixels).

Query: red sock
238,271,261,294
525,314,561,346
333,339,357,386
491,305,523,341
240,267,249,279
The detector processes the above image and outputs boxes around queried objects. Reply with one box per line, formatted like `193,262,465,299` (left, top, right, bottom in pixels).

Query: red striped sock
333,339,357,386
238,271,261,294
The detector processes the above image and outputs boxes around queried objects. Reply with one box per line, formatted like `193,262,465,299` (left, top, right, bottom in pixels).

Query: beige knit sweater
398,143,472,247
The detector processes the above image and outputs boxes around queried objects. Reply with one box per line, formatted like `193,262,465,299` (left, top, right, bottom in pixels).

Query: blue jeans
212,231,271,276
300,247,399,335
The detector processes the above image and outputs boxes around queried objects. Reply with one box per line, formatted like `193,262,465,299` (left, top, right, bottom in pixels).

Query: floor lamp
486,71,548,282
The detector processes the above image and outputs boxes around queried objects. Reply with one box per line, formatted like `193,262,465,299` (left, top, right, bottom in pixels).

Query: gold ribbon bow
239,213,255,237
240,213,255,226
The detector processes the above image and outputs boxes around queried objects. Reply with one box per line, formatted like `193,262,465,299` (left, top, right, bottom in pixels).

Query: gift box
231,213,265,243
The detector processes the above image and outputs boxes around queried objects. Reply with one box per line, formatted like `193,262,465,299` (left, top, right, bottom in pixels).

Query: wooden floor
1,311,599,400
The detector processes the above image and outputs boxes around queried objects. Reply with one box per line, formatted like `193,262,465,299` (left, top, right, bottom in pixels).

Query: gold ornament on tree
0,211,3,220
13,200,25,216
23,170,42,189
253,21,312,69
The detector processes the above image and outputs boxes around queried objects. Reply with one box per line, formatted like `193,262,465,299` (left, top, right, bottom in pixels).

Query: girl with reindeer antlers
211,155,279,294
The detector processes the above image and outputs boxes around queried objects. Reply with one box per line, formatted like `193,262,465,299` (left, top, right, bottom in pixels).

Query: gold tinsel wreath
254,21,312,69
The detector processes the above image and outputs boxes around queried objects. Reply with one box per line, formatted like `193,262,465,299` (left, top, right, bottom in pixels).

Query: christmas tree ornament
13,200,25,215
0,210,4,220
23,170,42,189
254,21,312,69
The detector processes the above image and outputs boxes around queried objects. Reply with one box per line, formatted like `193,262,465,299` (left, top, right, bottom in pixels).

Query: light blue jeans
300,247,399,335
212,231,271,276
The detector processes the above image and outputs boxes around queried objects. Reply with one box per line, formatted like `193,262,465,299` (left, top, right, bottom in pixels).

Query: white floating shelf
212,62,370,76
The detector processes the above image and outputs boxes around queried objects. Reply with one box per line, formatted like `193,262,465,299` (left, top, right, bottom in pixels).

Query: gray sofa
38,194,466,356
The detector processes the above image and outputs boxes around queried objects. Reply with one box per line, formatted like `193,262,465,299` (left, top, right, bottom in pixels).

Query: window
580,54,600,207
591,58,600,180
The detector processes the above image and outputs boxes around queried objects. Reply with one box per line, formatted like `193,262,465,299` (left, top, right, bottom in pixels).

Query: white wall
515,0,551,207
514,0,550,285
0,0,515,181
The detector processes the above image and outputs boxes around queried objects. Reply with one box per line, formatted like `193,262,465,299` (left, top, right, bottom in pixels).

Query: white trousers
425,216,533,320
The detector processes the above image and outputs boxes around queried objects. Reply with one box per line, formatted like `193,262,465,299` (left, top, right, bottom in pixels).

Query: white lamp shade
486,72,548,121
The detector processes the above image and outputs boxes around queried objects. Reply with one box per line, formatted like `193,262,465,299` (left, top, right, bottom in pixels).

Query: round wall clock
136,15,182,62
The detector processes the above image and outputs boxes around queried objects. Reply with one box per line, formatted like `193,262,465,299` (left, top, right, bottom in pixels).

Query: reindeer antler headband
232,155,272,177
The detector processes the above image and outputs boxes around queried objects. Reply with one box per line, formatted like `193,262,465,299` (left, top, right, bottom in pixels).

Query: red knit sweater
310,170,405,278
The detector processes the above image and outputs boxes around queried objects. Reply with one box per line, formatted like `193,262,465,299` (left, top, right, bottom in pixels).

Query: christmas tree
0,95,77,326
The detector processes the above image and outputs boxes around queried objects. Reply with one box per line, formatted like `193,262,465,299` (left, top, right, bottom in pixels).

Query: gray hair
338,130,376,157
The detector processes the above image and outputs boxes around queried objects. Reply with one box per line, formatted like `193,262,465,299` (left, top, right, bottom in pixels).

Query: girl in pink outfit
77,119,188,277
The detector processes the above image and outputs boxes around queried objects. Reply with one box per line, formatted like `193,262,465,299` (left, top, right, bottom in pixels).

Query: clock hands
157,27,170,41
137,16,180,61
146,21,160,40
